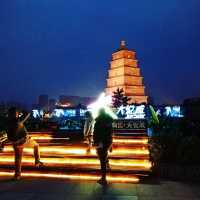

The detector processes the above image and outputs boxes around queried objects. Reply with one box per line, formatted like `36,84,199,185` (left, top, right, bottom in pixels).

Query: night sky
0,0,200,106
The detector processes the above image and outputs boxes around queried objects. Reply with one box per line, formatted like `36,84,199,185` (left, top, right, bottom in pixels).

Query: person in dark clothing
7,107,43,180
93,108,113,185
0,131,7,152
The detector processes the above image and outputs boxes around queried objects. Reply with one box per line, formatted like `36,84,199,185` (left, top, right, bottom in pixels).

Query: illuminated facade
105,41,148,104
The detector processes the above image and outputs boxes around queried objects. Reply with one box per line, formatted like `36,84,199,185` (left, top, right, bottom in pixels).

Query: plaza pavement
0,177,200,200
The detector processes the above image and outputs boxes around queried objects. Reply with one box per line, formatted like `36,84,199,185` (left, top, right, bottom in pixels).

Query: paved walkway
0,177,200,200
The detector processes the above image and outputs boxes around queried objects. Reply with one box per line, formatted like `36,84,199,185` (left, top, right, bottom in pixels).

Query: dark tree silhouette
112,88,131,108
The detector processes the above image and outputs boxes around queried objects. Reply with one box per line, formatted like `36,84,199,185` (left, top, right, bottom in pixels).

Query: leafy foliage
150,117,200,165
112,88,131,108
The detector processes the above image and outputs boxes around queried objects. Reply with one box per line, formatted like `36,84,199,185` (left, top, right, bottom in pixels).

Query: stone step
0,155,152,171
29,133,148,138
30,136,149,145
3,134,149,147
27,143,149,150
0,169,141,183
1,152,150,160
2,145,150,158
0,166,150,177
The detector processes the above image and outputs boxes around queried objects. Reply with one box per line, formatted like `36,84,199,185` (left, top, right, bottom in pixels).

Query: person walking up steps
7,107,43,180
93,108,113,185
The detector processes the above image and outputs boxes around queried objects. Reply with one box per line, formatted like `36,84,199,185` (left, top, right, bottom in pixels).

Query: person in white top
83,111,95,154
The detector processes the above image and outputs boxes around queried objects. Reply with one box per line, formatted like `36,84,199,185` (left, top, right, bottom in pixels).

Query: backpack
7,120,27,142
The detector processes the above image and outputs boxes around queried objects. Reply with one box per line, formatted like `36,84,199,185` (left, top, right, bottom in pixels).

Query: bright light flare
87,92,117,119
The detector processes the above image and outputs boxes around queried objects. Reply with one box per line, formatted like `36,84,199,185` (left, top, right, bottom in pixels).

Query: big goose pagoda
105,41,148,104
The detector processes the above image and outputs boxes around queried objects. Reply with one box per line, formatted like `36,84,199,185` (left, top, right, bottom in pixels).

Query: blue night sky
0,0,200,105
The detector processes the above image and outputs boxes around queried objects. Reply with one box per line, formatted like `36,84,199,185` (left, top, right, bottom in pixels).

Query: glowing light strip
113,138,148,144
30,135,148,144
30,136,70,140
3,146,149,156
29,134,52,137
0,171,139,183
31,137,55,140
0,156,151,168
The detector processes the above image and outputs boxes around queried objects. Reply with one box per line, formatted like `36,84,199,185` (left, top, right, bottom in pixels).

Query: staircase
0,131,151,183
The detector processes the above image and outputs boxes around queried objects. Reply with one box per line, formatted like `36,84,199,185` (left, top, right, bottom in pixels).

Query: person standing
0,131,7,152
7,107,43,180
93,108,113,185
83,111,95,154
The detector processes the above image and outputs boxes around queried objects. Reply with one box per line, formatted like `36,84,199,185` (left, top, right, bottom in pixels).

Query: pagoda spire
121,40,126,47
119,40,127,50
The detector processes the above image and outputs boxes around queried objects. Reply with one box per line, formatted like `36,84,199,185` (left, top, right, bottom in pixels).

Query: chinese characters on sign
116,105,146,119
154,106,184,118
32,110,44,118
112,119,147,130
164,106,183,118
53,109,76,118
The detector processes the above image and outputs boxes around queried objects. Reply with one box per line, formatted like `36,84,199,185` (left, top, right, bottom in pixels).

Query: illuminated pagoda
105,41,148,104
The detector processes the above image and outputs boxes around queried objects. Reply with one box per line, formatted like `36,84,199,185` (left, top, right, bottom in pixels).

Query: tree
112,88,131,108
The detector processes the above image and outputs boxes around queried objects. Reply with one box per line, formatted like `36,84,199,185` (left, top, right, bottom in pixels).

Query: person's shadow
86,183,112,200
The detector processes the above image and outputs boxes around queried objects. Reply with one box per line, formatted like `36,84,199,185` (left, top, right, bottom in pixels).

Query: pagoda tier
105,41,148,104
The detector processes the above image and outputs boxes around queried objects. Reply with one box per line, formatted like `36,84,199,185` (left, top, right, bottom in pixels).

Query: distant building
0,102,6,116
183,97,200,136
49,98,56,111
38,95,49,110
183,97,200,121
105,41,148,104
58,95,95,107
